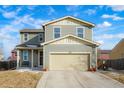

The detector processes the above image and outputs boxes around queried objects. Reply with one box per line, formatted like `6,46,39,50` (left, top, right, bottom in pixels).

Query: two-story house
16,16,100,71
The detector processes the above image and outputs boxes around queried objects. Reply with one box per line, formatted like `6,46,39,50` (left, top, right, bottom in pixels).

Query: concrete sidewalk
36,71,124,88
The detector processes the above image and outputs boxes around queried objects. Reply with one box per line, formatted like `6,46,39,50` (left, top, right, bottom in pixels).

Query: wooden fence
0,61,17,71
106,58,124,70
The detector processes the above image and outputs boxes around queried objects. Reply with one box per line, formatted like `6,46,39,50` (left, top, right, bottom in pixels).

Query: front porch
16,47,43,69
16,67,43,71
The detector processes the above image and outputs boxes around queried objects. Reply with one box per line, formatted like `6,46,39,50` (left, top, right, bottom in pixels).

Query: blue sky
0,5,124,59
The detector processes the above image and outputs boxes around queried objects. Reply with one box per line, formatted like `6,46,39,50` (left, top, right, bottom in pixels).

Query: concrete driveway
37,71,124,88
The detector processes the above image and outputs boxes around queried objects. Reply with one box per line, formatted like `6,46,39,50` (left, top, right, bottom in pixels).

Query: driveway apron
36,71,124,88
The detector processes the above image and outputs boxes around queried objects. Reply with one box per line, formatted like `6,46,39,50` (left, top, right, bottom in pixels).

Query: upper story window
23,50,28,61
76,27,84,38
54,27,61,39
23,33,29,42
39,33,43,42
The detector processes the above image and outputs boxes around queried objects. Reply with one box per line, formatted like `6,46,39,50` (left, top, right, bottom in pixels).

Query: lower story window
23,50,28,61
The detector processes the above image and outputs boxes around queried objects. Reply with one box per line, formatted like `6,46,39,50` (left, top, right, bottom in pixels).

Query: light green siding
45,25,92,42
20,33,44,44
43,44,96,69
85,27,92,40
20,33,37,43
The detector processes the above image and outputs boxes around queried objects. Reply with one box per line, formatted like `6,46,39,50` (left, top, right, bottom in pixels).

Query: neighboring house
98,50,111,61
97,50,111,68
8,49,17,61
110,39,124,59
11,49,17,61
16,16,100,71
0,48,4,61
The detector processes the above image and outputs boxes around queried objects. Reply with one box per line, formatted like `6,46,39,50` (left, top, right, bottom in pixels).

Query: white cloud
95,33,124,40
0,7,22,19
13,14,49,28
97,40,104,44
98,5,104,9
84,9,96,15
66,5,80,11
16,7,22,12
2,11,17,19
0,26,19,59
109,5,124,12
94,33,124,49
102,14,124,20
2,5,10,9
73,12,79,17
3,39,19,59
0,14,49,59
47,6,55,16
0,14,49,37
97,21,112,28
27,5,37,10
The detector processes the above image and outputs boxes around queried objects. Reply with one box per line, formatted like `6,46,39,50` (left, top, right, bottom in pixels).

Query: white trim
44,26,47,42
43,46,45,69
23,33,29,42
76,27,85,38
38,50,40,67
31,50,33,68
41,34,100,46
95,47,97,69
92,28,93,40
42,16,95,27
17,50,20,68
50,52,91,54
90,51,92,69
16,47,43,50
53,26,61,39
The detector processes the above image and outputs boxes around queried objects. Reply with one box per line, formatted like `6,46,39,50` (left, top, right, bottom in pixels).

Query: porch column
95,47,97,70
38,50,40,67
17,50,20,69
31,50,34,68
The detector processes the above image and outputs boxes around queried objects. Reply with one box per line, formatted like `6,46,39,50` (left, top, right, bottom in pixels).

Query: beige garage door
49,53,90,71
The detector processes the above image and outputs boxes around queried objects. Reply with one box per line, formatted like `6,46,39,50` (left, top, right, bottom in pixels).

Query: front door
39,51,43,66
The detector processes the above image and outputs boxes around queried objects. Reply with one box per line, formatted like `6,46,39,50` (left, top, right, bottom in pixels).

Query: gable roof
41,34,100,46
42,16,95,27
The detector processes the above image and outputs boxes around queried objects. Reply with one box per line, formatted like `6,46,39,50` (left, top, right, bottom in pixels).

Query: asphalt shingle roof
20,29,44,33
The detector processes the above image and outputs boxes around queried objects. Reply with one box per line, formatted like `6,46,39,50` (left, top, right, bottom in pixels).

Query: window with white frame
23,50,28,61
23,33,28,42
54,27,60,39
39,33,43,42
77,27,84,38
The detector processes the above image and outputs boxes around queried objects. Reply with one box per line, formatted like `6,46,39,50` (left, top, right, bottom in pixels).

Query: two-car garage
42,35,98,71
49,53,90,71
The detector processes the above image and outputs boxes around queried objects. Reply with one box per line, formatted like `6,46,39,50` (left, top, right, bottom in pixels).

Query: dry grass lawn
0,71,42,88
101,71,124,84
